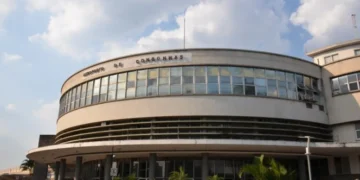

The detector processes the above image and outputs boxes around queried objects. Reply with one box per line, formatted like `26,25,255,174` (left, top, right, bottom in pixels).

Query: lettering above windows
83,67,105,77
136,54,184,65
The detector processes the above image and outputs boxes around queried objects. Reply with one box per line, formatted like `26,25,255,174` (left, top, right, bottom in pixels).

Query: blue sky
0,0,359,169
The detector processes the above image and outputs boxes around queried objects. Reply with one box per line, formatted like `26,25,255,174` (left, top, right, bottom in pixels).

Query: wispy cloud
2,52,23,63
5,104,16,111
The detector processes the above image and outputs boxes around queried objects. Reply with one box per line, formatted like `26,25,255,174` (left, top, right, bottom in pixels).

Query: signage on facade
135,54,184,64
83,67,105,77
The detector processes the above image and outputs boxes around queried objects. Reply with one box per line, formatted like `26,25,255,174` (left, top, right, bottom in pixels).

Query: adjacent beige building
27,40,360,180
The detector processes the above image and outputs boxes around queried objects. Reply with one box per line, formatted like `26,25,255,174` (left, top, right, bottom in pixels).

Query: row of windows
58,66,322,117
331,71,360,95
323,49,360,65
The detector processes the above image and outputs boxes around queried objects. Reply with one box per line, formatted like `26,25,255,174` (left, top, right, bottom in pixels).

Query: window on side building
356,123,360,140
355,49,360,56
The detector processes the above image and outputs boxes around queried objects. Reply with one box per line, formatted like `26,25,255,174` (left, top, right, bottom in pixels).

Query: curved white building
27,40,360,180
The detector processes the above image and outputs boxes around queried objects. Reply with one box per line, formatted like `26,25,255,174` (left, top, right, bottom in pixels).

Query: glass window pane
265,70,276,79
325,56,332,64
338,76,348,85
136,87,146,97
147,86,158,96
183,67,194,76
148,79,158,86
137,79,146,87
208,76,218,83
159,85,169,95
355,49,360,56
160,68,170,77
171,67,182,76
245,77,254,85
286,73,295,82
195,76,206,83
276,71,286,81
86,81,93,105
128,71,136,80
268,86,278,97
304,76,311,89
159,77,169,85
100,77,108,102
255,78,266,86
220,84,231,94
207,66,219,76
278,81,286,87
349,82,358,91
268,79,277,87
183,76,193,84
170,85,181,95
332,54,339,61
233,85,244,95
220,67,230,76
332,78,340,90
118,73,127,82
171,76,181,85
148,68,158,78
244,68,254,77
312,78,318,90
108,91,116,101
80,83,87,107
279,87,287,98
126,88,135,98
256,86,266,96
296,74,304,86
288,90,296,99
254,69,265,77
245,86,255,95
138,70,147,79
230,67,243,76
195,66,206,76
220,76,230,84
232,76,243,85
183,84,194,94
195,84,206,94
207,84,219,94
92,79,101,104
348,74,357,82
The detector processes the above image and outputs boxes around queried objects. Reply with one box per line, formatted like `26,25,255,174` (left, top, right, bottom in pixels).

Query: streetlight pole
299,136,312,180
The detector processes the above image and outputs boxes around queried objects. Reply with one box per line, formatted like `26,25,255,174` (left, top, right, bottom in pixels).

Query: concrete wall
312,44,360,66
322,57,360,125
61,49,321,94
56,95,327,133
333,123,357,143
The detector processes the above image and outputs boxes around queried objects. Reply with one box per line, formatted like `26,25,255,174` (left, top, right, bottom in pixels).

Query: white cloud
0,0,15,32
98,0,290,61
5,104,16,111
2,52,22,63
291,0,360,51
27,0,198,60
32,100,58,123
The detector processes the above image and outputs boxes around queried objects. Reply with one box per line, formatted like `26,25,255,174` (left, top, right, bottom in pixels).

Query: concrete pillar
75,156,83,180
54,161,60,180
298,157,307,180
32,162,48,180
104,155,113,180
349,154,360,174
327,157,336,175
201,153,208,180
149,153,157,180
59,159,66,180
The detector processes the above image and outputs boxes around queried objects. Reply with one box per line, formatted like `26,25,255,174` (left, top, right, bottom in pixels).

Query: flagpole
183,15,186,49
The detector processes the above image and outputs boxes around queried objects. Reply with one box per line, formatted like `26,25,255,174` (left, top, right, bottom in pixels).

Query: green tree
126,173,137,180
238,155,296,180
208,174,224,180
169,166,188,180
20,159,34,175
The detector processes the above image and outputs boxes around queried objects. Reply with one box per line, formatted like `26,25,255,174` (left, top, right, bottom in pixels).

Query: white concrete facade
27,42,360,180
